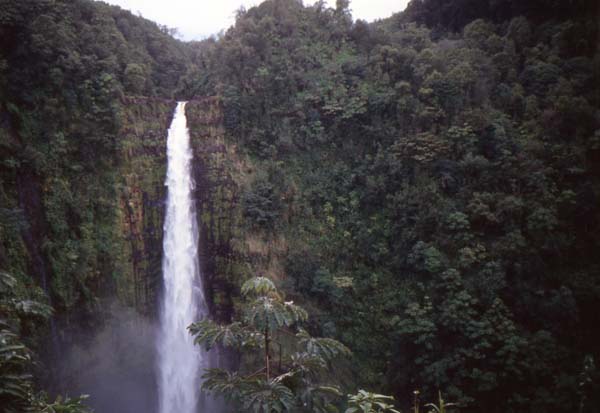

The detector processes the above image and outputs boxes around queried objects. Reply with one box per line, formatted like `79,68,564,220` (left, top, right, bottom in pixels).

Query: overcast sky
99,0,410,41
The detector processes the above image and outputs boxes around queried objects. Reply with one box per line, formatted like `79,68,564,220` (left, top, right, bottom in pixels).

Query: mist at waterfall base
55,307,220,413
56,304,159,413
55,102,219,413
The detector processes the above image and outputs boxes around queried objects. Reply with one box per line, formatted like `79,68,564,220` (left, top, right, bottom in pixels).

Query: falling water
157,101,207,413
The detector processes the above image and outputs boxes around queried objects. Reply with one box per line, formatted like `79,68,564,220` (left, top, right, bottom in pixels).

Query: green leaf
241,276,277,297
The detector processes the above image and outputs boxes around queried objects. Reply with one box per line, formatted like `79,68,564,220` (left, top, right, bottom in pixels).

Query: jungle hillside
1,0,599,412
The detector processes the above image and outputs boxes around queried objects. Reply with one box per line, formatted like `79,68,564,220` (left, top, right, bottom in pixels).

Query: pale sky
99,0,410,40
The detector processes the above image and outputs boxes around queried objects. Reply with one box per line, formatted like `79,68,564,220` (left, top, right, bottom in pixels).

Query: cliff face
186,97,293,325
112,97,175,315
186,98,297,323
0,98,243,406
0,99,174,325
117,97,245,321
186,98,240,322
1,95,240,336
1,94,248,315
0,0,195,324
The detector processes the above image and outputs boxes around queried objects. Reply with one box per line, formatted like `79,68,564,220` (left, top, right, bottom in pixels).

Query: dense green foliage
191,276,351,412
400,0,598,33
0,0,190,315
345,390,401,413
0,271,91,412
186,0,600,411
1,0,189,409
2,0,600,411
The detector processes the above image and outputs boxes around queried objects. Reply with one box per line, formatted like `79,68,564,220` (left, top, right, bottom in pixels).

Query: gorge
1,0,599,412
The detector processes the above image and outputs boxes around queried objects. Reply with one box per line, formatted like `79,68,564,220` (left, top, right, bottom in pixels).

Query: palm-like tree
189,276,351,412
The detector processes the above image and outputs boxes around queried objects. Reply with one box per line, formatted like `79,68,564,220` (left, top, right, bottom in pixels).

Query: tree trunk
264,325,270,380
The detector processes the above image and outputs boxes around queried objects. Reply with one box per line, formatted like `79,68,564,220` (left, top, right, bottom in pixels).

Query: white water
157,101,207,413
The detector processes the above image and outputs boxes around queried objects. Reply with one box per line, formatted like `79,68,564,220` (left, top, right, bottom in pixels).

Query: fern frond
241,276,277,297
189,320,255,350
297,328,352,361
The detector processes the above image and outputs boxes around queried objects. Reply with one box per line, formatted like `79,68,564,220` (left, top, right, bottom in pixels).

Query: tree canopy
186,0,600,410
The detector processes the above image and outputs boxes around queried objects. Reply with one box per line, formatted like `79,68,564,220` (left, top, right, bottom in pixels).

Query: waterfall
157,101,207,413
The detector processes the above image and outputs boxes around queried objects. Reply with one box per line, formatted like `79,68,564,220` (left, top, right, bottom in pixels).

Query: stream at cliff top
157,101,209,413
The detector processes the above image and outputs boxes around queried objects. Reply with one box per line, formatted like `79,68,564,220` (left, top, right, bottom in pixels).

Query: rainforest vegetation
1,0,599,412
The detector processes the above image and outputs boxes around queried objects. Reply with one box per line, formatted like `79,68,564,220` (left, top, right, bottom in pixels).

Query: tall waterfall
157,101,207,413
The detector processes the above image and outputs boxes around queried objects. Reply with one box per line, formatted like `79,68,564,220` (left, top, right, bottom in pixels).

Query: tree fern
242,276,278,297
189,320,260,351
297,329,352,362
241,379,295,413
191,275,347,412
244,296,308,332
